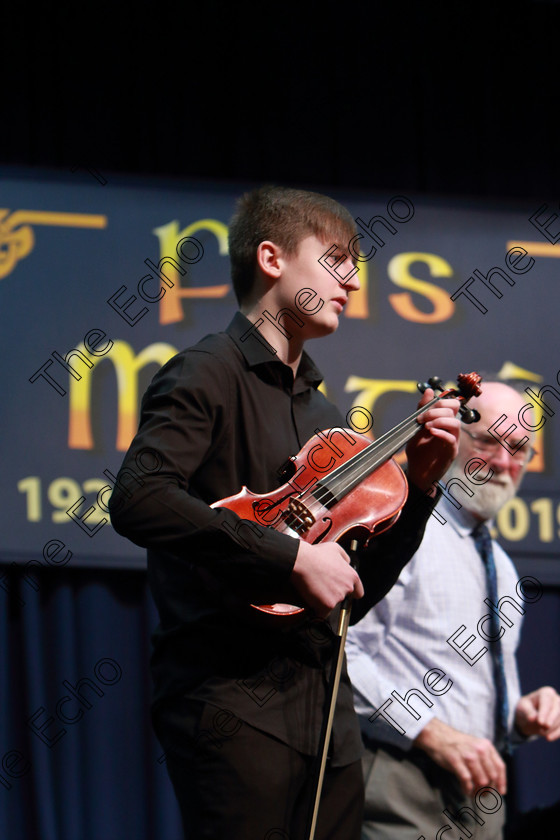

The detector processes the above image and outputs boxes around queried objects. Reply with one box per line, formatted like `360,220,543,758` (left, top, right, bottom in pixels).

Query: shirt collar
225,310,324,390
436,494,495,539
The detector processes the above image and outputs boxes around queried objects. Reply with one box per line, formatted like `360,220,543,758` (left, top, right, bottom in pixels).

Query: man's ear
256,240,283,281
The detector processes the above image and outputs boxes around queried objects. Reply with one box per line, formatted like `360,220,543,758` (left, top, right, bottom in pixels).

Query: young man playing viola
109,185,461,840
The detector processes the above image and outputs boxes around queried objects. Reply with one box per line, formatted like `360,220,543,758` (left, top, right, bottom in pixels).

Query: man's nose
487,442,515,471
343,260,361,292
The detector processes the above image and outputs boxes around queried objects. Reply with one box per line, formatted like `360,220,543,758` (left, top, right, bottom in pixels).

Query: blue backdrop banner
1,169,559,581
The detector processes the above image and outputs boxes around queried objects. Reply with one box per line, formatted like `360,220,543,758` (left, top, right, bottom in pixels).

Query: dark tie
472,523,511,754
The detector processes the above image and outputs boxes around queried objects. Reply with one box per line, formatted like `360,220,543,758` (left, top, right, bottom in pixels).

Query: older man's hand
515,686,560,740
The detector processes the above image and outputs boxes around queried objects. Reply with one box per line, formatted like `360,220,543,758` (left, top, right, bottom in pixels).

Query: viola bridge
283,497,315,534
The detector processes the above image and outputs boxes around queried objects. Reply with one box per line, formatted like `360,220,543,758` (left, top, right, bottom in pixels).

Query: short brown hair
228,185,357,304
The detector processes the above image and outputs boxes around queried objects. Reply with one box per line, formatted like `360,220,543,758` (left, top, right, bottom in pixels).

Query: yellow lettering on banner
497,497,530,541
387,252,454,323
345,377,418,461
345,257,370,319
8,210,107,229
68,341,177,451
507,241,560,258
153,219,230,325
0,209,107,280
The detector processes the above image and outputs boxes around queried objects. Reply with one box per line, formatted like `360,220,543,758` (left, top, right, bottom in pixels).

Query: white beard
444,462,519,520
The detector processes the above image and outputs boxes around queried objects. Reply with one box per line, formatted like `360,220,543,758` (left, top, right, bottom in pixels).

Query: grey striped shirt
346,496,524,749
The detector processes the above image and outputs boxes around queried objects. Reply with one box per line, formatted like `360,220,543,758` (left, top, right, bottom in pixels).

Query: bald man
346,381,560,840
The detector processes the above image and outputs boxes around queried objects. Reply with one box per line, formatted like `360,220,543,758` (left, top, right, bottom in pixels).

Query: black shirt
109,311,437,766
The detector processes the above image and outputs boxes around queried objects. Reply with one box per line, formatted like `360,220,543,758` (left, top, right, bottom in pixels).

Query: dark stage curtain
0,565,182,840
2,562,560,839
2,3,559,202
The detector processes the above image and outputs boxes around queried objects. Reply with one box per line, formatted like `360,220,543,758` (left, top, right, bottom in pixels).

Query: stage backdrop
1,168,559,578
1,168,560,839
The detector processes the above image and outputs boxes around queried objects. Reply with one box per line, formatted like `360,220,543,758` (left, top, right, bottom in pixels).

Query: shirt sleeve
346,553,437,749
108,349,298,587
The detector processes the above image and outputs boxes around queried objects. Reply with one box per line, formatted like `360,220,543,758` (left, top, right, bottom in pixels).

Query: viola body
211,428,408,618
210,372,482,621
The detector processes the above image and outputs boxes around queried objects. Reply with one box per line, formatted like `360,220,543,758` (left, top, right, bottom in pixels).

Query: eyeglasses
463,429,536,463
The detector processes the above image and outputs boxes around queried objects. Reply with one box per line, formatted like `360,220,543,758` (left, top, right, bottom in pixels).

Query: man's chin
305,318,339,339
465,481,517,520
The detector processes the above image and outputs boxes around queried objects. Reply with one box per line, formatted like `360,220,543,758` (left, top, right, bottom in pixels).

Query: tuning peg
417,376,444,394
460,407,480,424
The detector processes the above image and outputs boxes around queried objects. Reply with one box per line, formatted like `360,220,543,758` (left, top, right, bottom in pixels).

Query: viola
211,372,482,620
